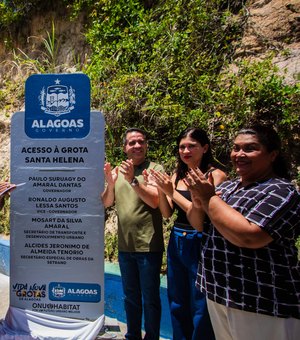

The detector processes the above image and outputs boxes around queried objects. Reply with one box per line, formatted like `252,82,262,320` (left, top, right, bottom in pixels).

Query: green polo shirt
115,160,164,252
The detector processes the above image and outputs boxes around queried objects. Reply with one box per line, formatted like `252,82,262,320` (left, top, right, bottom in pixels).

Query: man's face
123,131,147,165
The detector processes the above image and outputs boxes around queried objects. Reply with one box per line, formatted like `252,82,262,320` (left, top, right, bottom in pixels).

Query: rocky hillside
236,0,300,84
1,0,300,174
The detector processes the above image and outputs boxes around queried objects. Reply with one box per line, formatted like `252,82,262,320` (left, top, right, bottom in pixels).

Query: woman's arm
157,189,173,218
145,169,174,215
185,197,205,231
186,168,273,248
200,195,273,248
150,169,194,212
209,168,227,186
186,168,227,231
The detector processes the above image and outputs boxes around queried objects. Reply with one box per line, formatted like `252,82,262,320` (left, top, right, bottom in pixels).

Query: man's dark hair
123,128,148,145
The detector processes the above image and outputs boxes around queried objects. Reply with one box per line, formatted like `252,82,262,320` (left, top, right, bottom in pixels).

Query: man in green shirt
102,128,164,340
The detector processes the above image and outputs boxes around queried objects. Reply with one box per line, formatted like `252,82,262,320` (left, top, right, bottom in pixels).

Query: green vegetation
0,0,299,256
71,0,299,177
0,198,10,235
0,167,10,235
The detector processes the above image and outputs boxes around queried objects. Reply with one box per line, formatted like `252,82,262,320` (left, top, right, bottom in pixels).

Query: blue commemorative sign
25,73,90,139
10,73,105,323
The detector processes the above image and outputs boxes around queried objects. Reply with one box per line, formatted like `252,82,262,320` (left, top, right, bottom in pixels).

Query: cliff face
0,0,300,173
236,0,300,83
0,7,89,172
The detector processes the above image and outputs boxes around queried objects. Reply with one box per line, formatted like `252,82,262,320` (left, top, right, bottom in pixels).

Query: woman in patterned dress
185,124,300,340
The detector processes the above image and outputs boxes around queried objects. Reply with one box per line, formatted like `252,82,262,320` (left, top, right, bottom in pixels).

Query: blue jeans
118,251,163,340
167,227,215,340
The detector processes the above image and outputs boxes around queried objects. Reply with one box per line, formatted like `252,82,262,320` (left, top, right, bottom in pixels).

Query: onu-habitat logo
25,74,90,139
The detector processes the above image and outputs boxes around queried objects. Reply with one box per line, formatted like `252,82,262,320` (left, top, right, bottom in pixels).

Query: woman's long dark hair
175,127,213,182
237,124,291,179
